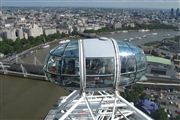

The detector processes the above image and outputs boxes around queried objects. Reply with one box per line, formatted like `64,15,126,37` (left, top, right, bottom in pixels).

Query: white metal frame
45,90,152,120
0,62,8,74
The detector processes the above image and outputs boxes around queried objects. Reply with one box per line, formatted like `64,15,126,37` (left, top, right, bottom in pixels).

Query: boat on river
59,40,70,44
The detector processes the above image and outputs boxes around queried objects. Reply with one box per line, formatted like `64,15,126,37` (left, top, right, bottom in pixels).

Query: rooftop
146,55,171,65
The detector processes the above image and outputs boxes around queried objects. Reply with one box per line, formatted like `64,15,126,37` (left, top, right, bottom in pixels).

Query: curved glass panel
117,41,136,74
86,58,114,75
60,41,80,85
60,76,80,88
135,49,146,71
86,57,115,88
127,43,147,71
45,40,80,87
120,73,135,86
86,76,114,88
120,55,136,73
117,40,147,85
51,43,68,56
61,58,79,75
63,41,79,57
46,56,61,75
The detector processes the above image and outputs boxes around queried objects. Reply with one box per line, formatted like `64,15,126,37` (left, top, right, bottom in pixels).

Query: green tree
174,115,180,120
132,84,144,94
14,38,23,52
153,108,168,120
0,32,70,55
124,91,139,103
139,92,149,100
122,84,145,103
0,42,14,55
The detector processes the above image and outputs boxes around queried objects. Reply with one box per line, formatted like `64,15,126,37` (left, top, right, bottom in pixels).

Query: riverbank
1,35,80,63
84,23,178,34
0,75,68,120
97,29,177,36
1,39,59,62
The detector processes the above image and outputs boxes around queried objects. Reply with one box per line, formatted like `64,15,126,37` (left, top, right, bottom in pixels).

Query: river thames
0,75,68,120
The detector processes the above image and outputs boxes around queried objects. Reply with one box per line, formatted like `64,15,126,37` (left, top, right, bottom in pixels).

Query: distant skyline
1,0,180,9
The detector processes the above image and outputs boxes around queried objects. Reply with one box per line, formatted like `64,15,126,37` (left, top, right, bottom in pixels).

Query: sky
1,0,180,9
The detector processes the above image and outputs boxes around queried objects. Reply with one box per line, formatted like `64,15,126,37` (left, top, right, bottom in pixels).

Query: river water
101,29,179,45
0,75,68,120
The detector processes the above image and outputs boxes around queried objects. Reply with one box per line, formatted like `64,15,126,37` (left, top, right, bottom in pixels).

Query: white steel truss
45,90,152,120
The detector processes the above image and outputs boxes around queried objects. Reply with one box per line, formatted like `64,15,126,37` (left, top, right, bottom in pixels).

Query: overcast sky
1,0,180,8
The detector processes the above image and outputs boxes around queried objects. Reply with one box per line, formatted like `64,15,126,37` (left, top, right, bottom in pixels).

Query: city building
57,29,69,34
3,29,17,41
146,55,176,79
113,22,122,29
170,8,175,18
74,26,86,33
25,24,43,37
176,8,180,18
44,28,57,36
16,28,24,39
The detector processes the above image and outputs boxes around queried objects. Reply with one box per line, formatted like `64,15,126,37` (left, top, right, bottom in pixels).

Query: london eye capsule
44,37,147,90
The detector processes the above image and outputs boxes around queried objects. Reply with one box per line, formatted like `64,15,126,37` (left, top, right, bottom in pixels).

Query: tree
122,84,145,103
0,41,14,55
174,115,180,120
0,32,68,55
125,91,140,103
14,38,23,52
132,84,144,95
153,108,168,120
139,92,149,100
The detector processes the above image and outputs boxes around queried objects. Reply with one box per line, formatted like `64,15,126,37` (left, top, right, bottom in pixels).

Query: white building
3,29,17,41
26,24,43,37
75,26,86,33
44,28,57,36
20,17,26,22
57,29,69,34
24,33,28,39
16,28,24,39
68,25,73,33
125,23,135,28
113,22,122,29
4,24,12,28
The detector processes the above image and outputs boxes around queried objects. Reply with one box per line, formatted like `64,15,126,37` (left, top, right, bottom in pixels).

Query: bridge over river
0,61,46,80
